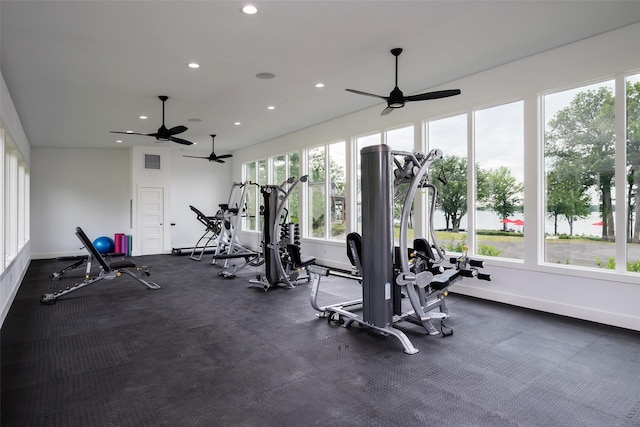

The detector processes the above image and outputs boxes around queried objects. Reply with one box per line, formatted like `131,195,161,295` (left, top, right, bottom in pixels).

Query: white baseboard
450,282,640,332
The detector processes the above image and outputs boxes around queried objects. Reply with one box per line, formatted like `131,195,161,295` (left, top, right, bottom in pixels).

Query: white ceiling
2,1,640,154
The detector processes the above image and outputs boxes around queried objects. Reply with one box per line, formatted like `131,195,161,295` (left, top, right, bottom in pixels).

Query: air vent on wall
144,154,161,170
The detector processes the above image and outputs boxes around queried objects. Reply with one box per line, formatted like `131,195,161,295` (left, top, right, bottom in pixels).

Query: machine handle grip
469,259,485,268
460,269,476,277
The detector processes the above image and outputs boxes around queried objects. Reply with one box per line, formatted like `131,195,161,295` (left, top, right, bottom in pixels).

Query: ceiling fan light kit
346,48,461,116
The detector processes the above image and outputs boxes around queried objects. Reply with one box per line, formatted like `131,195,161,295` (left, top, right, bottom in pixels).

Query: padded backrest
413,238,435,260
346,232,362,271
75,227,111,272
189,204,205,217
190,205,218,229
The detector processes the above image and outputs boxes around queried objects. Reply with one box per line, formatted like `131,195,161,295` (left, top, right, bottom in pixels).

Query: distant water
432,210,605,237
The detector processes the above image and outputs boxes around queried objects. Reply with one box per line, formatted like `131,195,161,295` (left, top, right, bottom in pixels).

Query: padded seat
430,269,462,290
287,244,315,268
110,260,137,269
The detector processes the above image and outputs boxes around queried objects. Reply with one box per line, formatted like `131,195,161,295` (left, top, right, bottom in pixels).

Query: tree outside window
544,80,616,267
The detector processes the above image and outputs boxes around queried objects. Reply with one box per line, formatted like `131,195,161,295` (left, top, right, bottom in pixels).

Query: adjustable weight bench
40,227,160,304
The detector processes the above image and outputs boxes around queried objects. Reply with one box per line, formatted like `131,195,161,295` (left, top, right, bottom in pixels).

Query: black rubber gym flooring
2,255,640,426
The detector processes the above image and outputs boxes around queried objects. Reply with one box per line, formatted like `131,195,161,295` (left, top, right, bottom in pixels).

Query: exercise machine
40,227,160,304
248,175,315,290
310,145,490,354
185,205,222,260
210,181,259,267
172,182,256,262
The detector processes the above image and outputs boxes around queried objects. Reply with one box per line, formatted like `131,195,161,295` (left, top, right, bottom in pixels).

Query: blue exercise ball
93,236,115,254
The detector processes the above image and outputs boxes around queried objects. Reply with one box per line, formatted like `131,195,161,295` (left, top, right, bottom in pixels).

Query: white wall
31,148,131,257
232,22,640,331
169,149,232,249
1,72,31,325
30,145,231,258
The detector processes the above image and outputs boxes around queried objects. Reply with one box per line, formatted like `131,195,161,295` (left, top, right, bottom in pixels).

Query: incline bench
40,227,161,304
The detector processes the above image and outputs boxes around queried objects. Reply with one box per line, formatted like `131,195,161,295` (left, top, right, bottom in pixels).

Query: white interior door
140,186,164,255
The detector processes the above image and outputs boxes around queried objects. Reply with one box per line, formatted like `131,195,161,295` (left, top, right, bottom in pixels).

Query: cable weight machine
249,175,315,291
310,144,490,354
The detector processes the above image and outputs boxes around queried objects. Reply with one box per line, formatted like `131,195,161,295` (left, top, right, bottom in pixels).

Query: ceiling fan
346,48,461,116
110,95,193,145
183,134,233,163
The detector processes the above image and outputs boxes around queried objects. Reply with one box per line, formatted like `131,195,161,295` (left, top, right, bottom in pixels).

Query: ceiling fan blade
183,155,209,159
167,125,187,135
404,89,461,102
216,154,233,159
345,89,388,100
169,136,193,145
110,131,154,136
215,159,226,163
381,106,394,116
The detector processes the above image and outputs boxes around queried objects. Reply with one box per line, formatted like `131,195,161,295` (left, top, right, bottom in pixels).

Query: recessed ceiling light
267,106,275,110
242,4,257,15
234,122,241,126
116,140,123,143
315,83,325,88
188,62,200,69
126,130,133,133
187,118,202,122
139,115,147,119
256,72,275,79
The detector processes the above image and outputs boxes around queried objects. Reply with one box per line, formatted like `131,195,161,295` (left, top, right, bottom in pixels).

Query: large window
256,159,267,231
307,146,326,238
544,80,615,268
475,101,525,260
272,155,286,186
287,152,301,225
270,151,300,224
2,130,29,268
386,125,415,243
17,161,26,248
5,147,18,264
242,160,267,232
328,142,346,241
305,142,346,240
626,73,640,272
427,114,468,252
243,161,257,231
